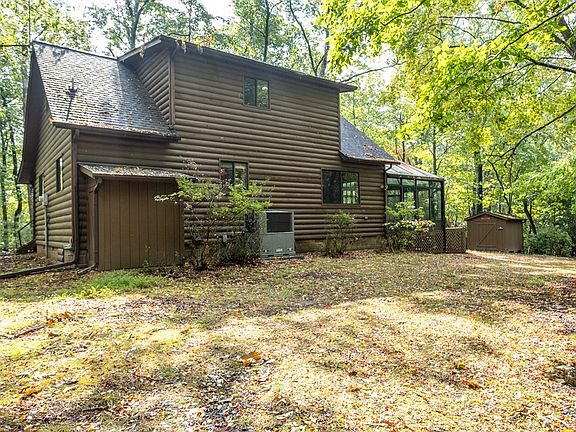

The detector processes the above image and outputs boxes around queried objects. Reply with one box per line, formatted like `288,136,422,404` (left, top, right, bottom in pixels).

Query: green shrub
217,231,261,266
68,271,162,298
156,162,270,270
384,201,434,252
216,183,269,266
324,211,356,257
525,226,574,257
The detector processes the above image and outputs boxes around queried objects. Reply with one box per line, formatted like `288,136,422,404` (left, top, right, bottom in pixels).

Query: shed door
476,222,498,250
97,180,183,270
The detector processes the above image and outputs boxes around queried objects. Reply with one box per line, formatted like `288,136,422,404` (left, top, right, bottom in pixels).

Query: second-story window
55,156,63,192
244,77,269,109
220,161,248,188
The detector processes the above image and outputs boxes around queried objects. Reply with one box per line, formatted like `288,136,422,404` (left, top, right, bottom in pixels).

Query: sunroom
385,161,446,230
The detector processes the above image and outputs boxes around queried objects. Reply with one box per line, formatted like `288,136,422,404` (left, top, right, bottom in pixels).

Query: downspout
383,164,392,235
71,129,80,265
43,197,48,256
29,183,35,241
91,177,102,268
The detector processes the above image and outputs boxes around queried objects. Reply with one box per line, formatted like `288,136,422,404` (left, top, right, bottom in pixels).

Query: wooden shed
466,212,525,252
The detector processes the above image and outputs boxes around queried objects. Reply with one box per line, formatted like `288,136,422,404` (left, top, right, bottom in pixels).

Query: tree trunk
263,0,271,62
523,198,537,234
473,150,483,214
401,140,406,162
8,121,23,242
318,29,330,78
431,127,438,175
0,125,9,250
288,0,318,76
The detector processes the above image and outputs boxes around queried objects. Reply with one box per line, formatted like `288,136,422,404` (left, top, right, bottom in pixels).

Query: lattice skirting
412,227,466,253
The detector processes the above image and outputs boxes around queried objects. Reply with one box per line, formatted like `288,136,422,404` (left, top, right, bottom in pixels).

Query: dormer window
244,77,269,109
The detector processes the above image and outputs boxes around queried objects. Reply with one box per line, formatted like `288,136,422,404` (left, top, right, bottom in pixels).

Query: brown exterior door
97,180,183,270
476,222,497,250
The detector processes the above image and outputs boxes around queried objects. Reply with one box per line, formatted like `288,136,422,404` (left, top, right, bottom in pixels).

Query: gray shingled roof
387,161,443,181
33,42,177,139
339,117,396,164
79,163,189,179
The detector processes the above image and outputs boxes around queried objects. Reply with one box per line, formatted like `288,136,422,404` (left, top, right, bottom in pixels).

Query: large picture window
220,161,248,188
244,77,269,109
322,170,359,205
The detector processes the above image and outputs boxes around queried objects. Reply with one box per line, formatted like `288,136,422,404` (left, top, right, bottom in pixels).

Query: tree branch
288,0,318,76
490,1,576,63
381,0,426,30
526,56,576,74
340,63,401,82
440,15,521,25
502,102,576,162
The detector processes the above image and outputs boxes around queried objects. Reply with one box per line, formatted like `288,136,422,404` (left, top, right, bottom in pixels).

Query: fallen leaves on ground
0,251,575,431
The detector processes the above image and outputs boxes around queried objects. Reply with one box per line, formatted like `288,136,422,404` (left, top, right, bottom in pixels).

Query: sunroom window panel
418,189,430,219
387,189,401,209
431,189,441,221
402,186,415,205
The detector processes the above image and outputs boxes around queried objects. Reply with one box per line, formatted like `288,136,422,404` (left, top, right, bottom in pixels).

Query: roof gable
120,35,356,93
465,212,525,222
33,42,177,139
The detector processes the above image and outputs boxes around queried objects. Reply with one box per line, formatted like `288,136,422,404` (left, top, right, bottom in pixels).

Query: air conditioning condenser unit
258,210,295,258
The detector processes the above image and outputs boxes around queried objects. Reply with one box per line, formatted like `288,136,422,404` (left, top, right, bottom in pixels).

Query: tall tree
89,0,164,54
323,0,576,222
89,0,217,55
0,0,89,248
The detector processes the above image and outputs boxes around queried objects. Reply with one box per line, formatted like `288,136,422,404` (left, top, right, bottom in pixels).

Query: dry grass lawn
0,251,575,431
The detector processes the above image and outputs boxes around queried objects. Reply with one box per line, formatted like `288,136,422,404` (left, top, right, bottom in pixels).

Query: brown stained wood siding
172,53,385,240
135,49,171,122
33,100,74,259
78,173,88,261
78,50,386,243
97,180,183,270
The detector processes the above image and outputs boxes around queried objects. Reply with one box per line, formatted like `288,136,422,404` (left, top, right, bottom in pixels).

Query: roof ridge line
33,40,117,61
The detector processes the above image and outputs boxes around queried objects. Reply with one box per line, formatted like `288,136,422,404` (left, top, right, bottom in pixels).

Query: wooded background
1,0,575,254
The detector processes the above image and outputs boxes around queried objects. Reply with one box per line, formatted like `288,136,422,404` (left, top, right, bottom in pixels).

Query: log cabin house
18,36,445,270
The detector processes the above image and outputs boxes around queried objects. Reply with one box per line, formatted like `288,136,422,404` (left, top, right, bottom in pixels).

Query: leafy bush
525,226,574,257
217,231,261,266
384,201,434,252
324,211,356,257
68,271,162,298
156,163,270,269
216,182,270,265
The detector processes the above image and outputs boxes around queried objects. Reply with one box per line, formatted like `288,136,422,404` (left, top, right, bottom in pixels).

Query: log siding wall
34,100,74,261
135,49,171,122
77,50,386,250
